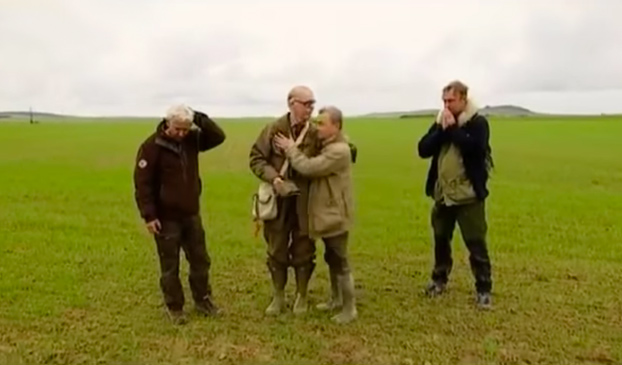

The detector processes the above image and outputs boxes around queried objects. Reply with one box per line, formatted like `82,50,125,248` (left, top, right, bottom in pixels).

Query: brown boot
316,266,342,311
293,264,314,315
167,308,188,325
332,273,357,324
265,264,287,316
196,295,220,317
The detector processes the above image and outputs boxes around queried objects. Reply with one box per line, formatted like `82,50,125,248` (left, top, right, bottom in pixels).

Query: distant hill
478,104,537,116
0,111,73,119
362,105,538,119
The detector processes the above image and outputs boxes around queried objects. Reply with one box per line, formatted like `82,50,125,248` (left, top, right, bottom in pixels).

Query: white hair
165,104,194,124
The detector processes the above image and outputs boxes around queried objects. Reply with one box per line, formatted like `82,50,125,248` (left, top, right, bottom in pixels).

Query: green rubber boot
265,265,287,316
332,273,357,324
293,264,314,315
316,267,342,311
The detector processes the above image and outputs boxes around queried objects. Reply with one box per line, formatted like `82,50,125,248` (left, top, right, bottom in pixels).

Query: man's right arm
133,142,158,222
249,124,280,183
417,122,446,158
192,110,226,152
285,142,350,178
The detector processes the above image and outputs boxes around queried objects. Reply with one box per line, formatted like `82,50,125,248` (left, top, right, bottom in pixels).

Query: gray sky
1,0,621,117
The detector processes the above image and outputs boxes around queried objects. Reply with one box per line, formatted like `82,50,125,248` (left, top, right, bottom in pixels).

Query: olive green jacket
249,113,321,234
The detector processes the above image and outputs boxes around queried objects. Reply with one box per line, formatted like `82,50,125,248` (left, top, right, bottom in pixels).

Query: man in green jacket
249,86,321,316
274,106,357,324
417,80,494,310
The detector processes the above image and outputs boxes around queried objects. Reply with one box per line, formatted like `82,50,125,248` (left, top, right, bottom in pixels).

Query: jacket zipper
180,148,188,183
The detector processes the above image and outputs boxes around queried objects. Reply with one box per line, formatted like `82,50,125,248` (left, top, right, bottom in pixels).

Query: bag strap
278,122,310,176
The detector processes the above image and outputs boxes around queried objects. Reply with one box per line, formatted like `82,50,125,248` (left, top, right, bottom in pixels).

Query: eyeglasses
294,99,315,108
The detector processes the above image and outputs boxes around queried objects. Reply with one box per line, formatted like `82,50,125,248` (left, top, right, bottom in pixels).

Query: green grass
1,115,621,365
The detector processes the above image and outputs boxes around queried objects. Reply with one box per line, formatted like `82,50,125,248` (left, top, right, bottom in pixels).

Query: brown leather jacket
133,111,225,222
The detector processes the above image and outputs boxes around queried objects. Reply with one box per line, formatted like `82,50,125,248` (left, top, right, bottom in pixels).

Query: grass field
1,115,621,365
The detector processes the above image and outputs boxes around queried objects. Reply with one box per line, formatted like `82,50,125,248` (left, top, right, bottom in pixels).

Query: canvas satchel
252,122,310,221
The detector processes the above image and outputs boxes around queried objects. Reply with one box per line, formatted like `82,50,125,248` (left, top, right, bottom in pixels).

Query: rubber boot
293,264,314,315
265,264,287,316
316,267,342,311
332,273,357,324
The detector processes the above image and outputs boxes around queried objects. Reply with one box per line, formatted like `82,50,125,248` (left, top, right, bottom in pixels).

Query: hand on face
274,133,295,150
441,109,456,129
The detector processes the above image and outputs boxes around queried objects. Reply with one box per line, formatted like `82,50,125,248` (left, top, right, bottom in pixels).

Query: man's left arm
285,143,350,178
447,116,489,155
192,110,226,151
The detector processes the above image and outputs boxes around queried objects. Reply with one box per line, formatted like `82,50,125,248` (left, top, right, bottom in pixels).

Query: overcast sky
1,0,621,117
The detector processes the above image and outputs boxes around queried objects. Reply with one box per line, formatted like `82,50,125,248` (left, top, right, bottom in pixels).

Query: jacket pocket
312,200,343,235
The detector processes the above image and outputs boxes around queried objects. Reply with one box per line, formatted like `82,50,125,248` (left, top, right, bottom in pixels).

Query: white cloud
1,0,621,117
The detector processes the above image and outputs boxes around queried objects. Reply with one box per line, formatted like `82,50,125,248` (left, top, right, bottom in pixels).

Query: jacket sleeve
133,142,159,223
192,111,226,151
285,143,350,178
447,116,489,155
249,124,280,183
417,122,446,158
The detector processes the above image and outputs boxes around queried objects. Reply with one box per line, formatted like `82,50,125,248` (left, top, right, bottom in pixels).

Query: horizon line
2,106,622,119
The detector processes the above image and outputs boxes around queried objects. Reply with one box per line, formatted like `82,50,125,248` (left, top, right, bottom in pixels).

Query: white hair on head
165,104,194,124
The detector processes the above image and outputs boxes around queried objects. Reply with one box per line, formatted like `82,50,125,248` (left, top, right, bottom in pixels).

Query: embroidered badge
138,159,148,168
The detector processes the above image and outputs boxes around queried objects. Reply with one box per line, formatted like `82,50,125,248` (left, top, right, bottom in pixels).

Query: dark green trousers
154,215,213,311
262,195,316,271
430,200,492,293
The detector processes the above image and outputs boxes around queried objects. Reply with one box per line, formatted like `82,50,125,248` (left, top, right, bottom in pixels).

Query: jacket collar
435,99,479,127
155,120,182,154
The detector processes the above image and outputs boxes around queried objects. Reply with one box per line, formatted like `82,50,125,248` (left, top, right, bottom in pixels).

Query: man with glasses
249,86,321,316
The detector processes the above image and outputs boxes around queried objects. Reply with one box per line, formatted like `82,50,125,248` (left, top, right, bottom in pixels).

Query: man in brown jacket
133,104,226,324
274,106,357,324
249,86,321,316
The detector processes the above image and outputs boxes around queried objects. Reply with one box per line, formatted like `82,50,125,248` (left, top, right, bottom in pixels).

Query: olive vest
434,142,477,206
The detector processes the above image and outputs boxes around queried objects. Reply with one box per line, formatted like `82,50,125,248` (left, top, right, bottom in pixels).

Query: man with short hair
274,106,357,324
249,86,321,316
417,80,494,309
133,104,226,324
